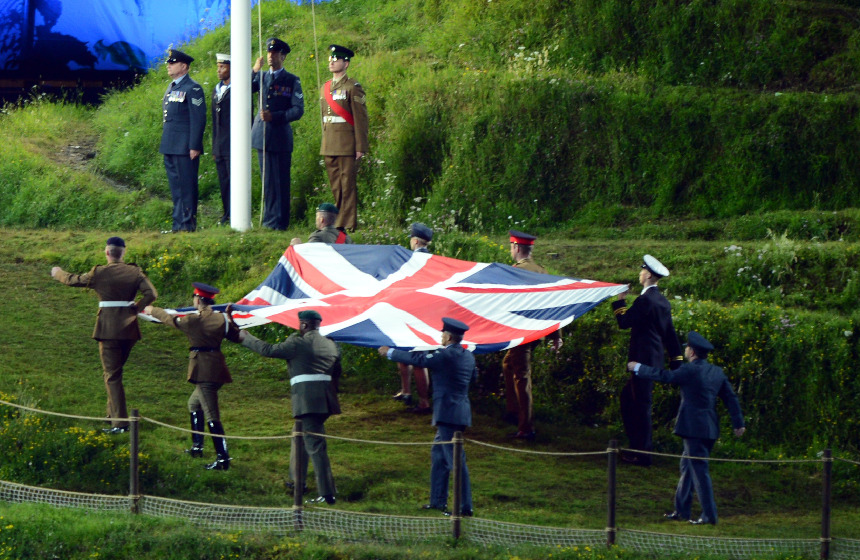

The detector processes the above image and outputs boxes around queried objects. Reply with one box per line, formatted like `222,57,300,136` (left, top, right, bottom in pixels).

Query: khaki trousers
99,339,136,428
325,155,357,230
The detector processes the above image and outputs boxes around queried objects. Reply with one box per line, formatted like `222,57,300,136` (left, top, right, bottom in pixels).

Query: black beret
106,236,125,248
298,309,322,322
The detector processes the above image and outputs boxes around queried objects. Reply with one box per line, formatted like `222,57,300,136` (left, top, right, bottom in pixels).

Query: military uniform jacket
55,262,157,341
637,359,745,440
513,257,561,344
251,69,304,152
390,345,476,427
242,330,341,417
308,226,353,244
320,75,369,156
149,306,240,384
211,81,231,157
612,287,683,368
159,74,207,155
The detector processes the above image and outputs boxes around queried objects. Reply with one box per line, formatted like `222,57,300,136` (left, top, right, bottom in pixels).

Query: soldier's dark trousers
164,154,199,232
292,414,335,497
215,155,230,220
324,155,357,231
257,149,291,230
99,339,135,428
620,376,654,465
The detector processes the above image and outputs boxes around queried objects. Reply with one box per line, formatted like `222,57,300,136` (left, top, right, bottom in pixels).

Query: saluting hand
50,266,62,278
378,346,390,356
734,427,746,437
627,361,640,372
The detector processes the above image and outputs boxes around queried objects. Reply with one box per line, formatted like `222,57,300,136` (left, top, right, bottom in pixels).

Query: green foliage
0,393,155,493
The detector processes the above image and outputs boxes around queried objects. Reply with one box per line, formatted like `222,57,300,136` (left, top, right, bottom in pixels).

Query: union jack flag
222,244,625,354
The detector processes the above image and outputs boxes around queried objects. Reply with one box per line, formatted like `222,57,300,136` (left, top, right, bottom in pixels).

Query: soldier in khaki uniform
320,44,369,231
145,282,241,470
51,237,158,434
501,230,562,441
290,203,353,246
235,309,341,505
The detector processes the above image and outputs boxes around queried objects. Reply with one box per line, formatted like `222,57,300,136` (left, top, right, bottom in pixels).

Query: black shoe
664,511,688,521
620,452,651,467
284,481,309,494
305,495,335,505
690,518,716,525
422,504,448,514
102,426,129,435
407,406,432,415
205,458,230,470
508,430,536,441
443,508,473,517
185,447,204,458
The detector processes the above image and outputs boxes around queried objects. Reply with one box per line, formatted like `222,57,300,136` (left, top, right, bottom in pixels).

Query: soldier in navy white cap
612,255,684,466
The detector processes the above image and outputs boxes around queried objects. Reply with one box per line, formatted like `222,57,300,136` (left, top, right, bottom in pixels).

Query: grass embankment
1,229,859,560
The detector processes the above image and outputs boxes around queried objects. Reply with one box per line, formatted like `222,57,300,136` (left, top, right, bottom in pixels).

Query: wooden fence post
607,439,618,547
129,408,140,514
821,448,832,560
452,431,463,539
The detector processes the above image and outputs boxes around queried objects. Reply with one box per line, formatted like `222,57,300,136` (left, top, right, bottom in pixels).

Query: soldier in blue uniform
252,37,304,230
627,332,745,525
379,317,476,517
159,49,206,233
212,53,232,224
612,254,684,466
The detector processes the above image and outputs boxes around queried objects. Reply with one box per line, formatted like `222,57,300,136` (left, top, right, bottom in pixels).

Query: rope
467,438,606,457
2,399,858,464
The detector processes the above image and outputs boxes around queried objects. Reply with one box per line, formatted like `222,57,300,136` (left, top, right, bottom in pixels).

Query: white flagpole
229,0,251,232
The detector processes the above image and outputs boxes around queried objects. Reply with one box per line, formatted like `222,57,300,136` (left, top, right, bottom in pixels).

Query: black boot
185,411,205,458
205,420,230,470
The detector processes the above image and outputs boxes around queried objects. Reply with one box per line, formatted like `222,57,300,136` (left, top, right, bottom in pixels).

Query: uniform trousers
675,437,718,523
430,422,472,513
620,376,654,465
502,344,534,434
292,414,336,497
187,382,223,422
163,154,199,232
324,155,357,230
214,155,230,220
257,149,291,230
98,339,135,428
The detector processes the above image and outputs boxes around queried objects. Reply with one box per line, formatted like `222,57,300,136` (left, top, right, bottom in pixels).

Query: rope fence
1,398,859,558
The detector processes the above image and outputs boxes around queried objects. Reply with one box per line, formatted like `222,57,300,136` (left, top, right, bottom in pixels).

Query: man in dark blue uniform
379,317,476,517
628,332,745,525
159,49,206,233
612,254,684,466
212,53,232,224
252,37,304,230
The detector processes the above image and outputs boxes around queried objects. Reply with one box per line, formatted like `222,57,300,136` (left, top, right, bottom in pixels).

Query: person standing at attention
160,49,206,233
212,52,232,225
320,44,368,232
51,237,158,434
502,230,562,441
252,37,304,230
613,254,684,466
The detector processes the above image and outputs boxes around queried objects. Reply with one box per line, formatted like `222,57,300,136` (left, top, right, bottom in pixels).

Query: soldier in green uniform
144,282,241,470
234,309,341,505
501,230,562,441
51,236,158,434
290,203,353,246
320,44,369,231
